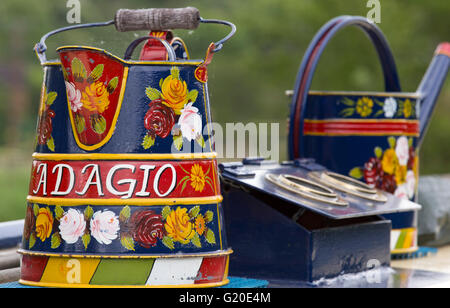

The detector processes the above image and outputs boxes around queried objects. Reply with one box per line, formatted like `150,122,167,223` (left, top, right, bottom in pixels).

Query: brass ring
308,171,387,203
265,174,348,207
278,174,337,198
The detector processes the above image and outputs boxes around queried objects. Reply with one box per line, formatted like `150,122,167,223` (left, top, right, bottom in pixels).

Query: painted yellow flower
395,165,407,185
403,99,412,118
164,207,195,244
190,164,206,192
356,97,374,117
194,214,206,236
81,81,110,113
381,148,398,175
160,73,188,114
35,207,53,242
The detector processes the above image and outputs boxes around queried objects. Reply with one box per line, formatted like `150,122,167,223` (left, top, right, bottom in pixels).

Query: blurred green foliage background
0,0,448,221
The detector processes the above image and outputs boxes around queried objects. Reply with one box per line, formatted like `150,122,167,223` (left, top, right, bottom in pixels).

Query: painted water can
288,16,450,254
19,7,236,288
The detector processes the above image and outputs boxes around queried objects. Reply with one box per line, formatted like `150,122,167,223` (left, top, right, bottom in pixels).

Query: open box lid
220,158,421,220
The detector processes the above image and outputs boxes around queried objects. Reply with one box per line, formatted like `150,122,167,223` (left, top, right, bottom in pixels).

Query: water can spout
417,42,450,147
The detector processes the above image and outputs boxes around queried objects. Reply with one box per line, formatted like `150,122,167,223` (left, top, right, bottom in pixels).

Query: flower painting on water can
142,67,206,151
59,50,125,150
349,136,418,200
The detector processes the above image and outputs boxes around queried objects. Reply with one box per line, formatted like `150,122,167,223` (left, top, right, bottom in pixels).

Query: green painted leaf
159,78,164,88
91,115,107,134
145,86,162,101
374,109,384,117
120,234,135,251
204,210,214,223
51,233,61,249
349,167,364,179
171,66,180,80
179,176,190,194
196,135,205,148
162,235,174,250
388,136,396,149
54,205,64,221
142,134,155,150
339,107,355,117
84,206,94,221
107,77,119,94
191,233,201,248
340,97,356,107
82,233,91,250
408,137,413,147
173,134,183,151
189,205,200,218
161,206,171,220
71,57,87,82
33,204,40,217
205,229,216,245
47,136,55,152
119,206,131,223
88,64,104,83
205,177,215,192
187,89,198,103
374,147,383,159
46,92,57,106
29,233,36,249
75,115,86,134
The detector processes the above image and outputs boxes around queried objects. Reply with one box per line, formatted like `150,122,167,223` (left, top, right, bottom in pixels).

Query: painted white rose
405,170,416,199
59,209,86,244
394,184,408,200
65,81,82,112
178,102,202,141
90,210,120,245
395,136,409,166
383,97,397,118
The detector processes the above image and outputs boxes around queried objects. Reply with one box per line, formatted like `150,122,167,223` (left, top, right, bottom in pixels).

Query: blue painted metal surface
0,220,24,249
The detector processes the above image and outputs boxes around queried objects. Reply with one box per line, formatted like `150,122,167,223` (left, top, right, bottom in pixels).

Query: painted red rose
380,173,397,193
23,205,35,240
37,109,55,145
363,157,383,188
144,99,175,139
128,210,164,248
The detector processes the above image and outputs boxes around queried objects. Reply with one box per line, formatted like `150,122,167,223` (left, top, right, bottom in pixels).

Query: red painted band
303,120,419,136
29,159,220,199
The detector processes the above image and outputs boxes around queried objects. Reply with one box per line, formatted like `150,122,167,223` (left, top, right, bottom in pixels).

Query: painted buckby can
19,7,236,288
288,16,450,254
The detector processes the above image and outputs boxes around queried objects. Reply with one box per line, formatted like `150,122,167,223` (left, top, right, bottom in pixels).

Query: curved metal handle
199,18,236,53
289,15,402,159
123,36,176,61
34,20,114,64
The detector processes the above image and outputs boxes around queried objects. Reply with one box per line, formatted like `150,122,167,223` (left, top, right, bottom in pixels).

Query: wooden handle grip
114,7,200,31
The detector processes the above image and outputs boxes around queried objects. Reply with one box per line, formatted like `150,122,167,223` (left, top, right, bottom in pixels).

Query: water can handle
115,8,236,53
115,7,200,31
288,16,402,159
123,36,177,61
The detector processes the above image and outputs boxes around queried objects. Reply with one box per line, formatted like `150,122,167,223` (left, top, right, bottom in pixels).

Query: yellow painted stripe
32,152,217,161
308,90,419,98
56,45,203,66
40,257,100,285
19,278,229,288
18,249,233,259
27,195,223,206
